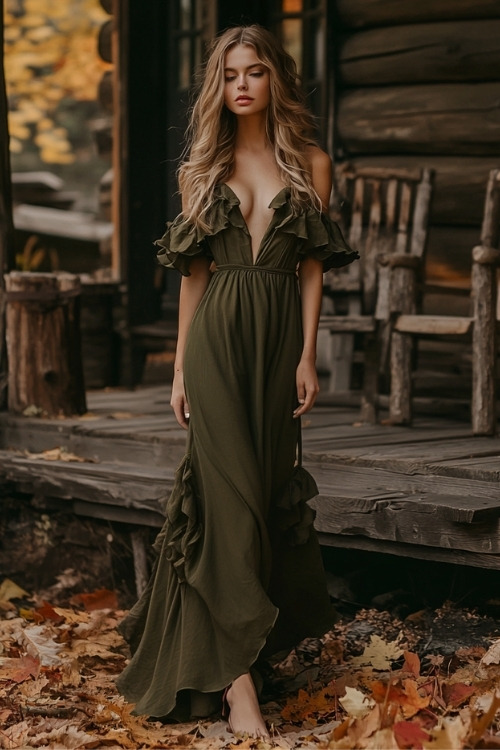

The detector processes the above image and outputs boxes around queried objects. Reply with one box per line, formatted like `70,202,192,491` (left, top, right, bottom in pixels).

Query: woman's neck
234,113,269,152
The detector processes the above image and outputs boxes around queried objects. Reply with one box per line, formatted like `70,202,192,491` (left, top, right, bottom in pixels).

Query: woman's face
223,44,270,116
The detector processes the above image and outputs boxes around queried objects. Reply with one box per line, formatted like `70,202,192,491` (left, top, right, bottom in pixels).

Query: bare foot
225,673,269,738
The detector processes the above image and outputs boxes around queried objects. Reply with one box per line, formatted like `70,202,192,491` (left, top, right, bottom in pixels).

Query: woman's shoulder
306,145,332,173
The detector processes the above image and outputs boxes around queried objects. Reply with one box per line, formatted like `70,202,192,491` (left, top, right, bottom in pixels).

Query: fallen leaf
0,654,40,682
402,651,420,678
393,720,430,749
347,704,380,745
69,589,118,611
351,635,403,671
0,578,30,602
281,686,336,723
371,679,430,719
482,639,500,666
339,686,376,719
422,716,468,749
21,624,63,667
443,682,476,708
36,602,66,624
0,720,30,749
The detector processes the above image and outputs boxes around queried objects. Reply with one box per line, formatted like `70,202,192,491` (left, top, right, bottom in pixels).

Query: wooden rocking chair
320,164,433,423
390,168,500,435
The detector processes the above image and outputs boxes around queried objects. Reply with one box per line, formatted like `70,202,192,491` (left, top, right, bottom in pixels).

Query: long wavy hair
178,25,322,230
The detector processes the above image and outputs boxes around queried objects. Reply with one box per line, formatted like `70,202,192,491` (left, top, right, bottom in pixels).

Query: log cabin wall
334,0,500,309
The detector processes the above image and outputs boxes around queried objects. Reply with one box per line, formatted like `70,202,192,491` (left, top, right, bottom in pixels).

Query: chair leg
389,330,413,425
472,251,499,436
360,333,378,423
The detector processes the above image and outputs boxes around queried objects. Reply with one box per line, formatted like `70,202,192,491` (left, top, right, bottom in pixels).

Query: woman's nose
237,77,247,89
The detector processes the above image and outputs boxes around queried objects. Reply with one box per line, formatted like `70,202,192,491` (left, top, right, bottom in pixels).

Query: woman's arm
171,256,211,428
293,147,332,419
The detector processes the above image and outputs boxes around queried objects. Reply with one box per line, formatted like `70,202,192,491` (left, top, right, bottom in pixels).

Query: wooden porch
0,385,499,574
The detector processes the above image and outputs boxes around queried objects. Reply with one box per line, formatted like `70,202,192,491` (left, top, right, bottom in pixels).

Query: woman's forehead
224,44,262,70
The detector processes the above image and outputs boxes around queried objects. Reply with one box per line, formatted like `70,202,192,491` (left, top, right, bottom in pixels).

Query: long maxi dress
116,184,359,720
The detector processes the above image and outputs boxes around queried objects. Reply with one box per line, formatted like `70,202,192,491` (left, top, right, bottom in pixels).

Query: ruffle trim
275,465,319,545
155,183,359,275
154,185,243,276
153,454,202,583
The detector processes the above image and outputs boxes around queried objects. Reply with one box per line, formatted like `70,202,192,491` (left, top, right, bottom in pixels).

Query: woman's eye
225,76,236,82
250,71,263,77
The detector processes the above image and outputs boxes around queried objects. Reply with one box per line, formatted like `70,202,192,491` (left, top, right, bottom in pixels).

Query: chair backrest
480,169,500,322
327,165,433,315
481,168,500,250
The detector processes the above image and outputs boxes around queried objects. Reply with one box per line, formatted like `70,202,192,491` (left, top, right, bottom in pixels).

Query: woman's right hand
171,371,190,429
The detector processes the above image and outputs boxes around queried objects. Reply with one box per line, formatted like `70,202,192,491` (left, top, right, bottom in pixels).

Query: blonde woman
117,25,358,738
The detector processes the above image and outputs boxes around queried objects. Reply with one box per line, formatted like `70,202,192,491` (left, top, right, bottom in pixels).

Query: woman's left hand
293,358,319,418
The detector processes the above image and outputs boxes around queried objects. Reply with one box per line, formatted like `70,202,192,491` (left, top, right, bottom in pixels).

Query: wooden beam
394,314,473,335
336,0,500,29
317,533,500,571
0,0,15,409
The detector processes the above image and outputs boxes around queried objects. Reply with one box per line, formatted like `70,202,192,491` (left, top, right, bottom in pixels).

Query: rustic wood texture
336,0,500,29
5,272,86,417
340,20,500,86
0,387,498,567
389,265,417,424
472,170,500,436
336,156,499,227
322,167,432,420
0,0,15,410
337,83,500,156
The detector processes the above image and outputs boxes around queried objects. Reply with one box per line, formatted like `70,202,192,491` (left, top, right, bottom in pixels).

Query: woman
116,25,358,738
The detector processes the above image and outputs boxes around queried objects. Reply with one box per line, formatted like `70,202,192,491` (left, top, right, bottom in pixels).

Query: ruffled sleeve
299,211,359,272
155,214,212,276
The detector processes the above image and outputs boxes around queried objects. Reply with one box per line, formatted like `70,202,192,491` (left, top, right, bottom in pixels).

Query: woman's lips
235,97,254,103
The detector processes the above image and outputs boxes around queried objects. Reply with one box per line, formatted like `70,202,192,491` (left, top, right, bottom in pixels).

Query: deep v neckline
222,183,289,264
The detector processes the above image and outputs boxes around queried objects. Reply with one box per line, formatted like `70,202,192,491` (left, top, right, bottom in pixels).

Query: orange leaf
443,682,476,708
393,720,430,749
69,589,118,611
281,686,335,723
0,654,40,683
36,601,65,624
370,679,430,719
402,651,420,678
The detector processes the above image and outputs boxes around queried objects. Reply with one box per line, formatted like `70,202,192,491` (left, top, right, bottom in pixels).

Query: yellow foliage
4,0,112,161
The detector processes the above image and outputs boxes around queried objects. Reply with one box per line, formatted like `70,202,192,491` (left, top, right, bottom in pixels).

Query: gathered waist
215,264,297,277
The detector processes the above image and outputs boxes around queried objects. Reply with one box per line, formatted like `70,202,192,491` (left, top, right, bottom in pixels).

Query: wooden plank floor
0,385,499,568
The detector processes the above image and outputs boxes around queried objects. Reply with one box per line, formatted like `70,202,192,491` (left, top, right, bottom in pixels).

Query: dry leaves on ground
1,580,500,749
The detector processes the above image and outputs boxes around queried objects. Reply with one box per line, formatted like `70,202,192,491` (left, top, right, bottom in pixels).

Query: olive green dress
116,184,358,719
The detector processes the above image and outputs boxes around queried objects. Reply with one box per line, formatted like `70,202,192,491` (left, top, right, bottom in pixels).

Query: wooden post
388,255,420,424
5,272,86,416
472,245,500,436
0,0,16,409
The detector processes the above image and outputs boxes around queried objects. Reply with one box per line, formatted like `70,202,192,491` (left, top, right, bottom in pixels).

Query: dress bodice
155,184,359,276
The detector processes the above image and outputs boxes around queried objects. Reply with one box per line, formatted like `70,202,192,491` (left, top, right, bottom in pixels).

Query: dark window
271,0,330,146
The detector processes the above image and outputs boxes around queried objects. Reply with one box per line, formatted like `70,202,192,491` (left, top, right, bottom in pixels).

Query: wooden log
335,156,496,226
337,83,500,156
5,272,86,417
98,20,113,63
336,0,500,29
340,20,500,86
471,245,500,436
